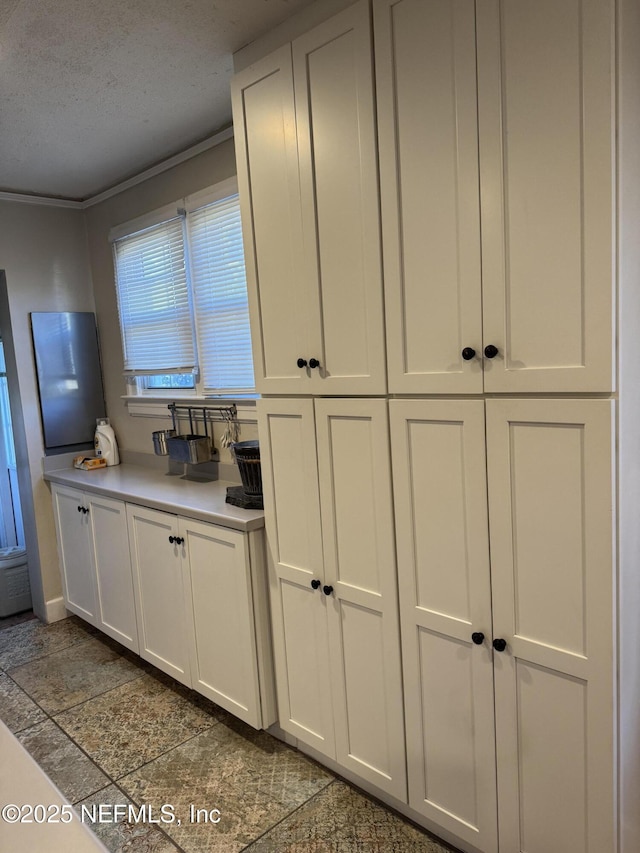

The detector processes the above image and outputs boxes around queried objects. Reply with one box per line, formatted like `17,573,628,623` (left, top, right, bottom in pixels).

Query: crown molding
0,192,83,209
82,126,234,208
0,125,235,211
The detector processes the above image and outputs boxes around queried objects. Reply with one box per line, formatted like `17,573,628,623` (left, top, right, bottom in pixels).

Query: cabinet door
180,518,262,729
315,398,406,800
51,485,97,625
390,400,497,852
486,399,615,853
376,0,483,394
127,505,191,687
88,494,137,653
478,0,615,393
257,398,335,757
231,47,310,394
293,0,387,394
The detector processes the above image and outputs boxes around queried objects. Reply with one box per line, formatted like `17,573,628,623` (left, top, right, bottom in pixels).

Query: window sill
122,395,258,422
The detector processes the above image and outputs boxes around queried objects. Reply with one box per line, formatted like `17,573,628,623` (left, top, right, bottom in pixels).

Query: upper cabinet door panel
478,0,615,393
231,47,311,394
293,1,387,395
375,0,483,394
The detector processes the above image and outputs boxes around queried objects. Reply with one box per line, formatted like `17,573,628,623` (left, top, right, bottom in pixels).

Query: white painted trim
44,596,69,623
0,126,234,210
0,192,83,210
83,126,234,208
123,396,258,422
108,202,184,243
185,176,239,212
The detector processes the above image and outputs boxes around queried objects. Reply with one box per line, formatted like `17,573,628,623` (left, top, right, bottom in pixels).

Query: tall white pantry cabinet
232,0,640,852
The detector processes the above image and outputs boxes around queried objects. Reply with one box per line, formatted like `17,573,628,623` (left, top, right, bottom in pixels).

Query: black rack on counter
168,403,242,455
167,402,238,429
152,403,245,462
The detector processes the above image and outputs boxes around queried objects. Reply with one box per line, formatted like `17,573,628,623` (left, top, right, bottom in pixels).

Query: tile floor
0,612,458,853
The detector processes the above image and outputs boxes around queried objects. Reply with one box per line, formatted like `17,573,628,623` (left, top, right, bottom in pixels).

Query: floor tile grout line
239,778,336,851
0,628,103,671
2,665,220,853
77,779,190,853
110,715,222,784
2,652,227,782
4,664,149,719
0,616,458,853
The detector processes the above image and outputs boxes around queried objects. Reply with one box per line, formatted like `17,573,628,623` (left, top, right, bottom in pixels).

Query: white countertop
44,464,264,532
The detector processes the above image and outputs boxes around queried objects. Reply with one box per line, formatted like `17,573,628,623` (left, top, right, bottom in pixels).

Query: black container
232,440,262,496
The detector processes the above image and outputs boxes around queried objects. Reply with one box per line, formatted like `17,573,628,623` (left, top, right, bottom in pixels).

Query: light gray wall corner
0,201,96,622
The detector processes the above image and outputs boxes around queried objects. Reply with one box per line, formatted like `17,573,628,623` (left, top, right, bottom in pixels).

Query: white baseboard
44,597,69,623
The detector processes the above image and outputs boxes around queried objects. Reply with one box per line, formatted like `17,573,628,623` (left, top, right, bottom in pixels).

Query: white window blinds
188,194,255,393
113,216,197,375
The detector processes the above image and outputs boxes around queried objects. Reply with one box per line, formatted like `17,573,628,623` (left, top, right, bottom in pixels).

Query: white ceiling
0,0,317,201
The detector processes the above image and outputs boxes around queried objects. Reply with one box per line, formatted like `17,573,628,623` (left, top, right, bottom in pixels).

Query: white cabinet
390,399,497,851
182,517,268,729
258,397,406,800
486,398,615,853
127,505,191,685
127,504,274,729
376,0,615,394
52,485,98,626
89,492,138,653
390,398,615,853
52,480,274,731
52,484,137,652
232,0,386,396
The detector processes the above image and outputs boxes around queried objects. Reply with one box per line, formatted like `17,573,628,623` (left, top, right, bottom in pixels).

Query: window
111,179,254,397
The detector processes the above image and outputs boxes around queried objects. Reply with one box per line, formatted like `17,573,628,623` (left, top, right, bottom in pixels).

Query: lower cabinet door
52,484,97,625
88,494,138,653
127,504,191,686
390,400,498,852
180,517,262,728
315,397,406,801
257,397,335,757
486,399,615,853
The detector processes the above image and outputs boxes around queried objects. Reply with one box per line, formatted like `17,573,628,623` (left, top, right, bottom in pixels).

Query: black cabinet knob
484,344,499,359
175,536,185,546
77,505,82,512
297,358,308,368
471,632,485,645
83,507,89,515
310,579,321,590
462,347,476,361
309,358,320,369
493,638,507,652
322,585,334,596
168,535,175,544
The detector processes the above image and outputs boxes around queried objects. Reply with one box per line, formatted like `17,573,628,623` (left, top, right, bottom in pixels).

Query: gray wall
84,137,258,463
0,200,95,619
0,138,260,621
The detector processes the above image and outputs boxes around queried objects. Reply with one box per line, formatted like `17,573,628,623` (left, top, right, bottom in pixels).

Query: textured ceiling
0,0,317,201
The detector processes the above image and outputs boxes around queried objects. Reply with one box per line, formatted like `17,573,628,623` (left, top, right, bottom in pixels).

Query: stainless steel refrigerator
30,312,106,455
